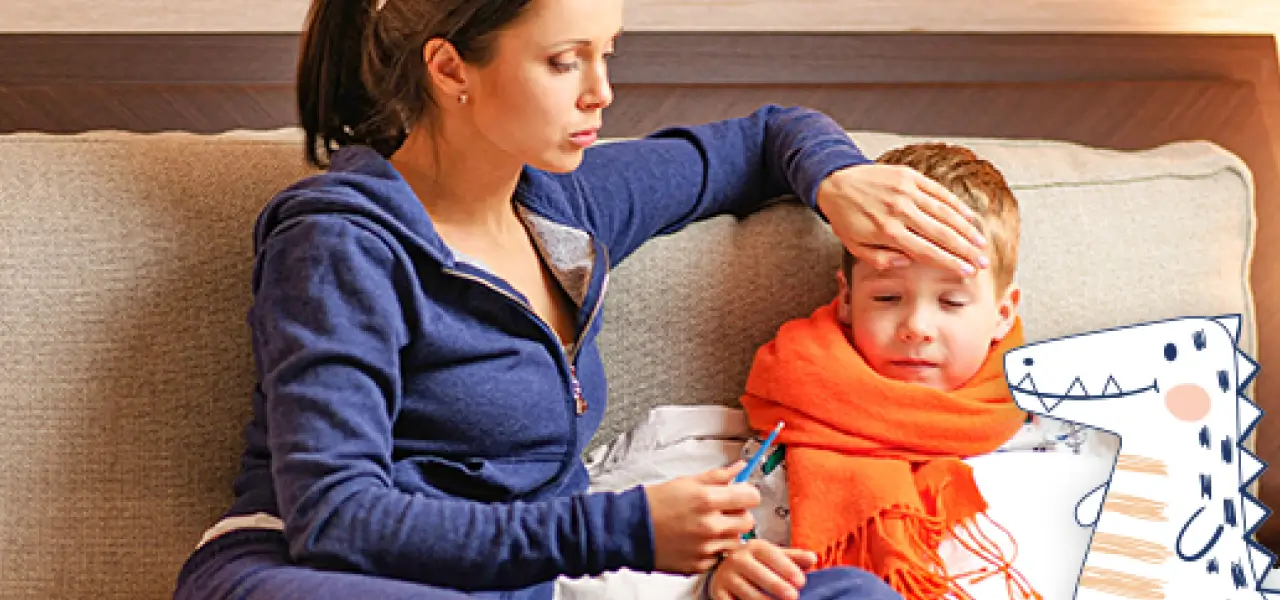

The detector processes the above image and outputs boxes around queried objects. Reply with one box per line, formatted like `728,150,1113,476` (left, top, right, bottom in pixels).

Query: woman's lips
570,128,598,147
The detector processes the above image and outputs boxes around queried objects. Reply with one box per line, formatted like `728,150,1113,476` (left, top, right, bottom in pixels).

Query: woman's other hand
643,461,760,574
816,163,989,277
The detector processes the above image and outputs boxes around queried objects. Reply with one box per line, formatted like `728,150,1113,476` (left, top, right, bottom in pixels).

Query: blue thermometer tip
733,421,785,484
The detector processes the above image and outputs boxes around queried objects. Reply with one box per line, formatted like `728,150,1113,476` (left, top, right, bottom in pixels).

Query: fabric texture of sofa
0,128,1255,599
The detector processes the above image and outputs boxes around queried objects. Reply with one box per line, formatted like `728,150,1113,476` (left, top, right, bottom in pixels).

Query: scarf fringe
948,513,1042,600
814,507,1041,600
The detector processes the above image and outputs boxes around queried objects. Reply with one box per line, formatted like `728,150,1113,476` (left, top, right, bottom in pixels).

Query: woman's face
463,0,623,173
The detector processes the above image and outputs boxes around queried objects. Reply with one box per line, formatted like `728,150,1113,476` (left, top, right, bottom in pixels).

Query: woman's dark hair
297,0,535,168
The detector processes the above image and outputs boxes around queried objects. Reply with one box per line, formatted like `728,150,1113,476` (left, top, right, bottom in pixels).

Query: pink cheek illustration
1165,382,1212,422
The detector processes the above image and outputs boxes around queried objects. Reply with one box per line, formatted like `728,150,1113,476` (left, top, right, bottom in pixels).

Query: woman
173,0,989,598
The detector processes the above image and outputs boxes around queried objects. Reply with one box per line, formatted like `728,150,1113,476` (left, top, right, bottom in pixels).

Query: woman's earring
459,92,469,105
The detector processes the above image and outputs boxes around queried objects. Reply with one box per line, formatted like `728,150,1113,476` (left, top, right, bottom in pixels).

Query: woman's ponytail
295,0,536,169
297,0,377,169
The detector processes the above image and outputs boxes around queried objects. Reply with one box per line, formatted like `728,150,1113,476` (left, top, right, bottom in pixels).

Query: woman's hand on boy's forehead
816,164,989,278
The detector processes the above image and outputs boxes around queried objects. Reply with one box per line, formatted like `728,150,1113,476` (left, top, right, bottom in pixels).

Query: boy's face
838,257,1020,391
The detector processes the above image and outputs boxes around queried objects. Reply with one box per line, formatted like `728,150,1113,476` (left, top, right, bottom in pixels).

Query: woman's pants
173,530,903,600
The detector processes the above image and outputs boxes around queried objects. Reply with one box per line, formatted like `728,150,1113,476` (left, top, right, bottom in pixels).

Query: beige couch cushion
0,129,1253,600
0,131,312,600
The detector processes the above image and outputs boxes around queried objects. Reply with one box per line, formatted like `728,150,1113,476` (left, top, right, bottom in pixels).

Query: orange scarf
740,301,1039,600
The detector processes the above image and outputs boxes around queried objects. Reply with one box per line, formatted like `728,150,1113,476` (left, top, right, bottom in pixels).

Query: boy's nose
898,314,935,343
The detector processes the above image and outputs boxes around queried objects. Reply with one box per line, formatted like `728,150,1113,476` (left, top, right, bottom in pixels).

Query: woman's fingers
901,180,988,266
696,461,746,485
853,246,911,271
911,169,979,225
906,178,988,256
700,484,762,514
704,510,756,545
893,189,988,275
848,209,970,277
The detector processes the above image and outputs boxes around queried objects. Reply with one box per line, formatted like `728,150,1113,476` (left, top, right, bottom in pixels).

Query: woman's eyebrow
549,28,623,50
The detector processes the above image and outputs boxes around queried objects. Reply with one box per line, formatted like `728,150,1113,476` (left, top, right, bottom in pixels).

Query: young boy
707,142,1037,600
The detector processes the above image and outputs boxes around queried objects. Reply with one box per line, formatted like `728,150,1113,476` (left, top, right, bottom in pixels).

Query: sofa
0,128,1256,599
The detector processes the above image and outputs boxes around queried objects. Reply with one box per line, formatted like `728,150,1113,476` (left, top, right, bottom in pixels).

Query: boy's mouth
889,359,940,369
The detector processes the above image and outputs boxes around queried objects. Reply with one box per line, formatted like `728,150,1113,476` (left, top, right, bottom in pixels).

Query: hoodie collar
316,146,598,306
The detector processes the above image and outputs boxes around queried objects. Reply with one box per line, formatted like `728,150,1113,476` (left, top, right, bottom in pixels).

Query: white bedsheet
557,405,1116,600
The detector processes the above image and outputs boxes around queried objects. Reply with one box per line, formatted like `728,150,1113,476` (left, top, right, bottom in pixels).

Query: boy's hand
708,540,818,600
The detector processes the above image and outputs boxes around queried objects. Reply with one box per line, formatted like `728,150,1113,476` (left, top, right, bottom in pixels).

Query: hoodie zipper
440,243,608,416
570,366,586,415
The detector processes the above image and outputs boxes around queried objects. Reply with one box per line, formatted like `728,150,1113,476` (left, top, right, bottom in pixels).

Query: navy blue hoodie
224,104,871,598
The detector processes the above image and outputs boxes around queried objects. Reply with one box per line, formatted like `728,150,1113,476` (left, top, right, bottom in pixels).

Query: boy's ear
993,283,1022,341
835,268,852,325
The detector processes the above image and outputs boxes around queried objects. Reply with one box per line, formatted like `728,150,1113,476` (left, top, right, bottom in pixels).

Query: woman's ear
993,284,1022,341
423,38,471,101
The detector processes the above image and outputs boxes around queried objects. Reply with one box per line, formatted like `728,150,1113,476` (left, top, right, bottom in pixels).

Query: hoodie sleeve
569,103,871,267
250,214,654,590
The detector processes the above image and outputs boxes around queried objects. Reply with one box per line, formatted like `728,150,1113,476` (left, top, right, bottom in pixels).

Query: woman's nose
579,64,613,110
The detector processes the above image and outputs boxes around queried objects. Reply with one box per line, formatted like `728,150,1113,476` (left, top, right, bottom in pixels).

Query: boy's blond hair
842,142,1020,291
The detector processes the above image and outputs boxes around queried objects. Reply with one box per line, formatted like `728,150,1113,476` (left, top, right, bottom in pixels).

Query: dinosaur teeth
1065,377,1089,397
1262,565,1280,597
1010,374,1057,413
1248,542,1278,588
1240,396,1264,439
1016,373,1034,389
1102,375,1122,396
1242,447,1266,489
1237,347,1259,390
1243,493,1269,534
1250,543,1273,572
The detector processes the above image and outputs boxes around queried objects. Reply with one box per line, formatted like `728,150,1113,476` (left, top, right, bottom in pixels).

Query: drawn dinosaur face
1002,315,1254,439
1003,314,1277,597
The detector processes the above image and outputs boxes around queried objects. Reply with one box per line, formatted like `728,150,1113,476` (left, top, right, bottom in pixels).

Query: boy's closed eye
868,294,969,308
